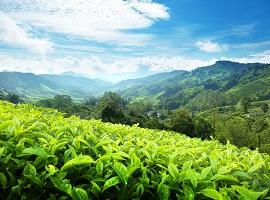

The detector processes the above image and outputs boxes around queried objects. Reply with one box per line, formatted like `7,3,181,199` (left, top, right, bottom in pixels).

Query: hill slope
1,61,269,103
114,61,269,106
0,72,112,100
0,101,269,199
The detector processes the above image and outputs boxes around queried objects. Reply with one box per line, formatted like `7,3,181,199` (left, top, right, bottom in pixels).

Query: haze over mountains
0,61,269,102
0,72,111,100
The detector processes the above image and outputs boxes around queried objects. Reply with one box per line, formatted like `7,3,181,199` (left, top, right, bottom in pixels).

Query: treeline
34,92,214,140
201,97,270,154
34,91,270,153
0,90,23,104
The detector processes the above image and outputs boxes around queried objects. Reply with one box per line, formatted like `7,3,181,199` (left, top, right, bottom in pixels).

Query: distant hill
113,61,269,105
1,61,269,103
0,72,112,100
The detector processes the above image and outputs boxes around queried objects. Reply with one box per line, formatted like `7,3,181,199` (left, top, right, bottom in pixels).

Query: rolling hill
1,61,269,104
113,61,269,105
0,72,112,100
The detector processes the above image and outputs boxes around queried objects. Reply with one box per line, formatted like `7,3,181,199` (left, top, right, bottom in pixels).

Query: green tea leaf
183,161,193,171
211,174,238,182
168,162,179,180
247,163,263,174
201,189,223,200
0,172,7,187
51,141,68,155
96,161,103,174
61,155,95,171
0,120,13,131
158,184,170,200
50,177,72,196
232,186,264,200
186,169,197,188
102,176,120,192
20,147,47,159
201,166,212,179
91,181,101,196
72,188,88,200
113,162,128,185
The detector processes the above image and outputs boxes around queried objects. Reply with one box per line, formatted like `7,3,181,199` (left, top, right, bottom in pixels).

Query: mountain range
0,61,269,103
0,72,111,100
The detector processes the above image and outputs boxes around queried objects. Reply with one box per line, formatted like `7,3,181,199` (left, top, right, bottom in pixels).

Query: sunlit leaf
61,155,95,171
102,176,121,192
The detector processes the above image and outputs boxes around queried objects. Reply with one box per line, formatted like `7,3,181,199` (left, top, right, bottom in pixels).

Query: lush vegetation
2,62,270,154
31,90,270,154
33,92,214,139
0,101,270,199
0,72,111,100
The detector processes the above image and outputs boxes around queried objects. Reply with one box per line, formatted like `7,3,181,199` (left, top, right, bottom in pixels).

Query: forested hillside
115,61,268,109
0,72,112,100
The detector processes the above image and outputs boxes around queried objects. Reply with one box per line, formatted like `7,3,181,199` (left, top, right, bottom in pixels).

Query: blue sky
0,0,270,82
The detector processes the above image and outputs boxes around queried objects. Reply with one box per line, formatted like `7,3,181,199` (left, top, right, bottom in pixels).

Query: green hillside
228,65,270,98
1,61,269,104
0,101,269,199
114,61,269,109
0,72,112,100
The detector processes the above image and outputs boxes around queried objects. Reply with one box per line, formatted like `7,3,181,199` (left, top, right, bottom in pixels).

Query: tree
101,105,125,124
0,90,8,100
54,95,73,108
250,116,268,149
167,109,194,136
99,92,127,124
239,97,251,113
144,115,164,130
128,100,153,114
7,93,22,104
193,117,214,140
36,98,56,108
224,117,253,148
99,92,127,108
85,96,98,107
204,79,219,90
261,103,269,113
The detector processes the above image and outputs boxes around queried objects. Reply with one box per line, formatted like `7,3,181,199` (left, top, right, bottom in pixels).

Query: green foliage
260,103,269,113
239,97,252,113
0,72,112,99
194,117,214,140
0,90,23,104
199,103,270,153
54,95,73,108
0,101,270,199
167,109,194,136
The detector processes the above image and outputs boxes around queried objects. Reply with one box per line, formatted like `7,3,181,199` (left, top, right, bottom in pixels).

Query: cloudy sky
0,0,270,82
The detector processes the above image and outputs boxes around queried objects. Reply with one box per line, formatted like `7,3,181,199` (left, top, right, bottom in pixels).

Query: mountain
1,61,269,103
113,61,269,106
227,64,270,98
114,70,188,91
0,72,112,100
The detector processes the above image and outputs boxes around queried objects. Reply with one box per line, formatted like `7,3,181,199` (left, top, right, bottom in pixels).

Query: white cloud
1,0,169,45
0,55,139,76
0,55,215,77
1,50,269,81
222,50,270,64
196,40,227,52
0,12,52,54
128,56,216,72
